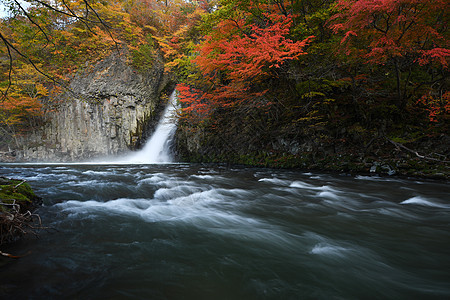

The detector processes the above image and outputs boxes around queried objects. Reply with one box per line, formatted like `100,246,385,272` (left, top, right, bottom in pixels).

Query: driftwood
0,199,43,246
0,249,30,259
14,180,27,189
386,138,449,163
1,178,44,258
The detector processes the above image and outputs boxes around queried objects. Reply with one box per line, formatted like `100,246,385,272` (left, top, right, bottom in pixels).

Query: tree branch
0,32,63,88
13,0,53,48
81,0,121,53
61,0,96,35
0,32,13,101
32,0,102,23
0,0,120,101
386,137,449,163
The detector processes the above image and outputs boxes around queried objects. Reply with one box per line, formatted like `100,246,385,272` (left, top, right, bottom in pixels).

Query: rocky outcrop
8,50,171,162
175,123,449,179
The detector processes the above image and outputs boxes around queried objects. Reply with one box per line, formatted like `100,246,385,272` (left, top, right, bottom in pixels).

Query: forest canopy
1,0,449,167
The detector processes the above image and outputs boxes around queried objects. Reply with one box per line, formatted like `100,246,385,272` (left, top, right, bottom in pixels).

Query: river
0,163,449,299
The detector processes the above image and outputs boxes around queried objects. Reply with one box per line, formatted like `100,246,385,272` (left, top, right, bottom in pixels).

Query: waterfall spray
123,91,178,163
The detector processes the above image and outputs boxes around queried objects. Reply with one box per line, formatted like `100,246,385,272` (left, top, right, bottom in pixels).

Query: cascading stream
1,164,449,299
123,91,178,164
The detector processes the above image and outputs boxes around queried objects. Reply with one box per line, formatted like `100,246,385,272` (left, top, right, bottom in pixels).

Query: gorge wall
2,50,171,162
175,118,450,180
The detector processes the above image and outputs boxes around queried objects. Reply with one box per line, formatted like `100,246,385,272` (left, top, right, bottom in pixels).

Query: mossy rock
1,177,42,245
0,177,42,214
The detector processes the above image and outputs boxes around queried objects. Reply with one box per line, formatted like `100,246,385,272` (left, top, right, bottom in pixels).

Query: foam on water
355,175,403,182
374,207,422,220
310,243,350,256
2,164,450,299
289,180,314,189
82,170,112,176
258,177,291,186
190,174,217,180
259,178,339,195
400,196,449,208
18,173,79,182
57,194,255,231
54,183,305,253
138,174,169,185
154,185,206,201
317,191,341,200
57,198,151,219
290,181,336,192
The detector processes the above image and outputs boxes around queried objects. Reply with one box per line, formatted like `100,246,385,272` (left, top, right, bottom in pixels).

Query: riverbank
176,133,450,181
0,177,42,246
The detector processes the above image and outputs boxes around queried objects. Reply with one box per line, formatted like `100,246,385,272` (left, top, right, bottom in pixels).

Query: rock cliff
175,120,449,179
5,50,171,162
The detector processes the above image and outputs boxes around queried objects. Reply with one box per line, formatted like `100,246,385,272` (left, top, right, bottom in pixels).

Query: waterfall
124,91,178,164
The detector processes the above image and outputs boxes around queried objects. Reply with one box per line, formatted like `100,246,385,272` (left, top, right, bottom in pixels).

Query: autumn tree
0,0,159,147
330,0,449,114
177,0,314,124
0,62,47,148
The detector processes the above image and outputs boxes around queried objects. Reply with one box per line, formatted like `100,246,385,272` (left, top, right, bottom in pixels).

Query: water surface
1,164,449,299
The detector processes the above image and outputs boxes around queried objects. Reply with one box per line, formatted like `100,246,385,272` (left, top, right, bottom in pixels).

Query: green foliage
130,35,155,71
296,79,349,96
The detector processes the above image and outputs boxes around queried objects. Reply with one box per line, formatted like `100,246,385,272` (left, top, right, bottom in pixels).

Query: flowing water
1,93,449,299
0,164,449,299
106,91,178,164
121,92,178,164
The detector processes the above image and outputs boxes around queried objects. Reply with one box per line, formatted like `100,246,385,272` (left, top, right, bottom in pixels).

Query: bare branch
32,0,102,23
386,137,450,163
61,0,96,35
0,250,23,259
0,31,63,87
0,32,13,101
81,0,121,53
0,199,44,247
13,0,53,47
14,179,26,189
0,0,121,101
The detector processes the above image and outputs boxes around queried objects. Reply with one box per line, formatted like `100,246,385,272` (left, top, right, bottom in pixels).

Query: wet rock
5,50,171,162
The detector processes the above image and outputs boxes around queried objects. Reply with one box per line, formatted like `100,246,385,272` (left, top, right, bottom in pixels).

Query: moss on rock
0,177,42,245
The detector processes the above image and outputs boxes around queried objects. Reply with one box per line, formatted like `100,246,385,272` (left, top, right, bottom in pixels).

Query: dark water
0,164,449,299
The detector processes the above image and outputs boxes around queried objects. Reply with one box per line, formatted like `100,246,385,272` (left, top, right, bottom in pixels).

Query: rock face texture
7,51,170,162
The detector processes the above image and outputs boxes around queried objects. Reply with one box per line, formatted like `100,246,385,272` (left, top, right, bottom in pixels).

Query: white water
1,164,450,299
122,91,178,164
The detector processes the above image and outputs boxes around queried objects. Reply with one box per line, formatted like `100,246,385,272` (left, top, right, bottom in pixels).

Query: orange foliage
0,96,43,126
330,0,449,68
179,2,314,122
0,0,154,131
176,83,213,122
195,13,313,82
416,92,450,123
